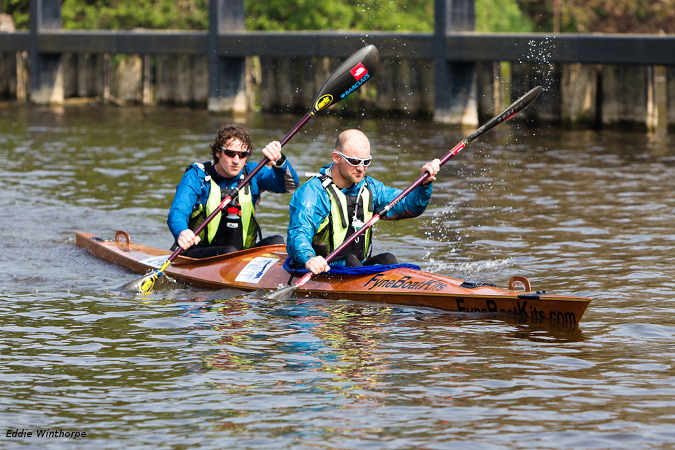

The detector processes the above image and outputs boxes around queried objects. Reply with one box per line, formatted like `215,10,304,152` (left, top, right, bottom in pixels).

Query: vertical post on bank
434,0,477,125
29,0,63,104
208,0,247,113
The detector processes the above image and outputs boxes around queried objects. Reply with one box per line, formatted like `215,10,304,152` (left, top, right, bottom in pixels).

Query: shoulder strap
242,166,249,195
187,161,212,182
364,179,373,212
319,175,348,228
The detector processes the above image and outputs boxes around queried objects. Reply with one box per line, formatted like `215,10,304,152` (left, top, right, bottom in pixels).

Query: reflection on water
0,104,673,447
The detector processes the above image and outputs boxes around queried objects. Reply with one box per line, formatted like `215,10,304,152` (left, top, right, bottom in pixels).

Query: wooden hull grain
75,231,591,327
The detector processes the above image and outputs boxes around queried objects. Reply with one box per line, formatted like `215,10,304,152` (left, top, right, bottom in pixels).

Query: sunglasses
335,151,372,167
220,147,250,159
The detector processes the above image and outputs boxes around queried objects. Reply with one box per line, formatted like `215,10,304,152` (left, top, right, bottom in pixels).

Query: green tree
61,0,208,30
245,0,434,32
2,0,533,33
246,0,531,32
515,0,675,33
3,0,30,29
476,0,534,32
561,0,675,33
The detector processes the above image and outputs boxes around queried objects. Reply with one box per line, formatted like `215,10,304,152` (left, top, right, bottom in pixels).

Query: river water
0,104,673,448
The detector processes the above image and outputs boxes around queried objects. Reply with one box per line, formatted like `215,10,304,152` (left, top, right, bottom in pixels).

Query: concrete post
175,54,192,104
561,63,598,125
419,59,434,116
208,0,247,113
62,53,77,98
0,14,14,98
259,57,278,111
102,53,111,103
244,56,261,111
646,65,667,134
292,57,314,111
156,55,175,104
77,54,90,97
0,53,7,98
376,57,397,112
668,67,675,129
434,0,478,125
276,57,293,111
476,62,502,119
193,55,209,105
113,55,142,104
142,55,153,105
29,0,64,104
398,59,421,115
602,65,648,128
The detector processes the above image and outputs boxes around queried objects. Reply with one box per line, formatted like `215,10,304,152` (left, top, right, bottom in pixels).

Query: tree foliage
3,0,29,28
4,0,528,32
476,0,534,32
562,0,675,33
246,0,531,32
4,0,672,33
60,0,208,30
245,0,434,32
515,0,675,33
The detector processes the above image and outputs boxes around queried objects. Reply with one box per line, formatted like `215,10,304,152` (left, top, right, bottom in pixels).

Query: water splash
424,205,461,243
425,256,513,278
518,34,557,92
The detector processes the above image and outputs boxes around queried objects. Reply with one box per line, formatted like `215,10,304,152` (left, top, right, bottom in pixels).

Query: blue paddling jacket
168,159,299,244
287,164,432,267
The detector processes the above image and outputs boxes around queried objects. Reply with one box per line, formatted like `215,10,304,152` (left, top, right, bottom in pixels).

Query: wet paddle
268,85,543,300
128,44,380,295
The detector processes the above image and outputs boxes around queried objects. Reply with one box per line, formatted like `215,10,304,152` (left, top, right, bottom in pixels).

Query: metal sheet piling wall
0,0,674,131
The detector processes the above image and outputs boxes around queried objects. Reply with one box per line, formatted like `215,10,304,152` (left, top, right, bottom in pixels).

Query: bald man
287,129,440,274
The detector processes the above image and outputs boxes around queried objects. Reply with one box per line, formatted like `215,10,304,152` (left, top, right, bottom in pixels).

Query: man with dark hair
168,124,299,258
287,129,440,274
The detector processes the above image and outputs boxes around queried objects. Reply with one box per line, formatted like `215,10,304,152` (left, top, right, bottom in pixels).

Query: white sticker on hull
235,257,278,283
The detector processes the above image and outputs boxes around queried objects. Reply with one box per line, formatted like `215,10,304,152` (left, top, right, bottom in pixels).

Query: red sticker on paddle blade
350,63,368,81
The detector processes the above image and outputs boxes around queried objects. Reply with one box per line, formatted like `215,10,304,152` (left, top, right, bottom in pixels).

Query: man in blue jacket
287,129,440,274
168,124,299,258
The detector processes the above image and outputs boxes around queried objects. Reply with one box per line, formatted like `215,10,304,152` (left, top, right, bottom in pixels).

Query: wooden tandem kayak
75,231,591,327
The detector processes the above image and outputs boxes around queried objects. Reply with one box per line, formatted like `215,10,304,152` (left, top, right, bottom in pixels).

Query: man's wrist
274,153,287,168
301,252,315,266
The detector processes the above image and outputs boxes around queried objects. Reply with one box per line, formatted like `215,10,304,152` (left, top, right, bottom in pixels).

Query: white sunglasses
334,151,372,167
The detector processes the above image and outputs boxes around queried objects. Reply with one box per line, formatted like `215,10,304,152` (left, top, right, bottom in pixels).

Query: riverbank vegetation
4,0,672,33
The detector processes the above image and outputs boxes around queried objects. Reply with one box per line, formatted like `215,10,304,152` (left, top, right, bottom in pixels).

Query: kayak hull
75,231,590,327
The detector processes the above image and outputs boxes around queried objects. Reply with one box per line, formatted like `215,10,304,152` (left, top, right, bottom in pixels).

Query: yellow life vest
313,174,373,261
188,164,258,249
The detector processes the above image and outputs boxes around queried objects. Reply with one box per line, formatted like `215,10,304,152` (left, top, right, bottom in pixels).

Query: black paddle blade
310,44,380,115
466,85,543,144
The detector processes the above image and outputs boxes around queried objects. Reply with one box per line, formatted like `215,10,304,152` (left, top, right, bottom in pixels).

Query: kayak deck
75,231,591,327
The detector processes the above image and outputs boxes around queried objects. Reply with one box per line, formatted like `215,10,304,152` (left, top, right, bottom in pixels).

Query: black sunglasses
335,151,372,167
220,147,251,159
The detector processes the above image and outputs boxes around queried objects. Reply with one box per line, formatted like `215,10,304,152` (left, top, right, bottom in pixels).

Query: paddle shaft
294,85,543,288
164,112,313,264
